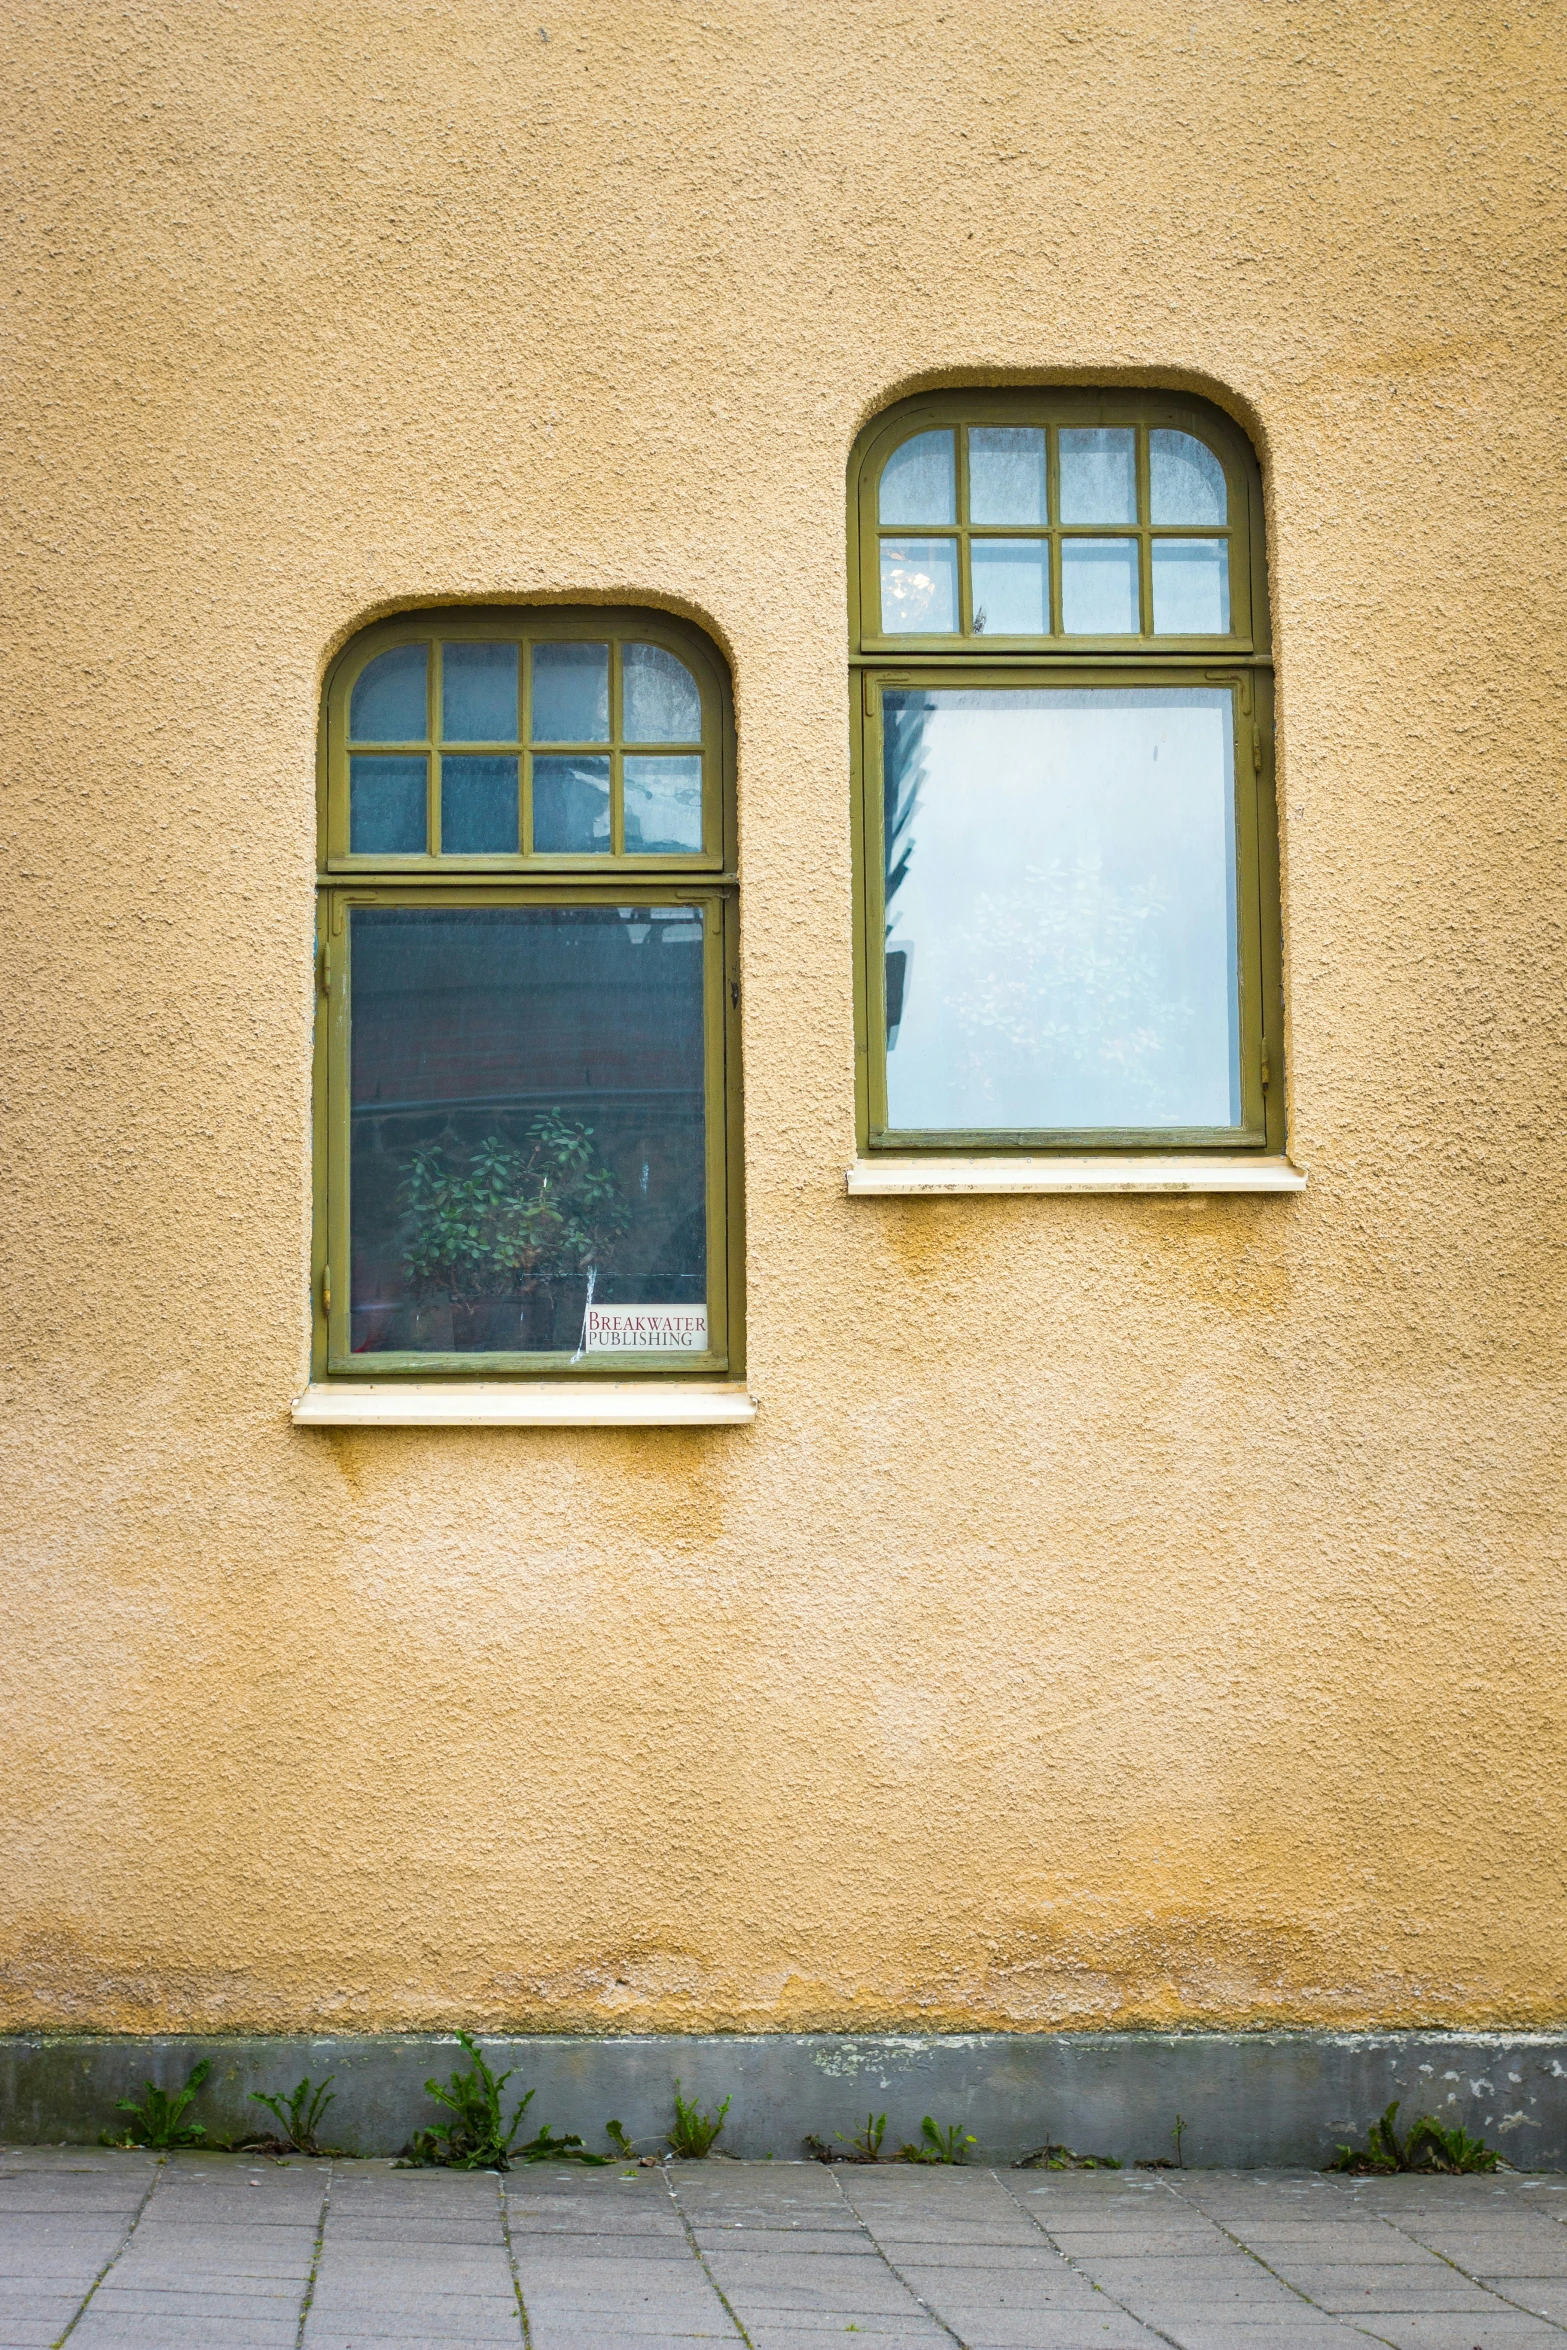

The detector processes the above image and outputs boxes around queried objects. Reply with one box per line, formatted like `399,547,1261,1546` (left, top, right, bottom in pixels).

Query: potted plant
397,1109,630,1349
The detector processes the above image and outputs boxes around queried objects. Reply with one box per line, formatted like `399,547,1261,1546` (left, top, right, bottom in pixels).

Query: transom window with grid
314,609,740,1382
849,391,1283,1156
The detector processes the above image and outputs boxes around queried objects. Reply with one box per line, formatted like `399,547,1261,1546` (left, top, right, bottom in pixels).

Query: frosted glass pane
623,643,701,742
1152,540,1230,633
624,755,702,853
971,539,1048,635
1150,430,1227,524
350,755,427,853
441,755,519,854
882,687,1239,1130
531,642,609,742
880,539,958,633
1059,428,1137,524
878,430,956,525
1061,538,1139,633
442,642,518,742
350,645,428,741
969,427,1046,525
533,754,610,852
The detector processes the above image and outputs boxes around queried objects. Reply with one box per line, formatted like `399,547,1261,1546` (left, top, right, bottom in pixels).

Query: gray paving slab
4,2149,1567,2346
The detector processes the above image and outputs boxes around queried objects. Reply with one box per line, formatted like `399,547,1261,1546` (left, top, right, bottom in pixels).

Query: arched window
848,391,1285,1168
311,609,740,1387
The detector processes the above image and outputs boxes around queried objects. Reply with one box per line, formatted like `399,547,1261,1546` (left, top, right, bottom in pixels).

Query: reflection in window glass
878,429,956,525
1060,538,1140,633
442,643,519,742
971,539,1048,635
350,755,427,853
532,642,610,742
348,907,708,1356
441,755,519,854
624,755,703,853
1058,428,1137,524
1149,431,1227,525
533,755,610,852
624,644,701,742
882,687,1239,1130
968,427,1047,525
351,645,428,742
1152,541,1230,634
880,539,958,633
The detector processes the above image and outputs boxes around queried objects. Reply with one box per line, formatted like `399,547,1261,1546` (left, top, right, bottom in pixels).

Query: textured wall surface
2,0,1565,2038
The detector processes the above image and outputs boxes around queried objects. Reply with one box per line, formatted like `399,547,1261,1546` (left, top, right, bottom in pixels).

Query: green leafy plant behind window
398,1112,630,1346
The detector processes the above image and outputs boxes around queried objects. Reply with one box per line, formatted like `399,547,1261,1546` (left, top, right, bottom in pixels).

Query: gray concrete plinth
3,2030,1564,2166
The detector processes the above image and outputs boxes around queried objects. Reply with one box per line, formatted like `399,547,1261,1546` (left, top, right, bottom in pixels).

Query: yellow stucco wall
4,0,1565,2038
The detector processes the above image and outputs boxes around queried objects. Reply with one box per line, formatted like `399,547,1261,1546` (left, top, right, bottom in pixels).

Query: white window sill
291,1381,757,1428
846,1155,1307,1195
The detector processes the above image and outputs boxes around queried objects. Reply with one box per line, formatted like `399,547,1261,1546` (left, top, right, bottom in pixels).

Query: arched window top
850,390,1264,652
322,607,731,871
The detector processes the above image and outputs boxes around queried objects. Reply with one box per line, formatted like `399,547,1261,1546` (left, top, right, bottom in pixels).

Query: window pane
882,687,1239,1131
624,754,703,853
878,429,956,525
880,538,958,633
533,754,611,852
350,755,427,853
1060,538,1140,632
348,906,708,1356
1152,540,1231,633
1058,427,1137,524
1149,430,1227,524
623,643,701,742
531,642,609,742
350,644,428,741
441,755,519,854
970,539,1048,634
968,427,1046,525
442,642,519,742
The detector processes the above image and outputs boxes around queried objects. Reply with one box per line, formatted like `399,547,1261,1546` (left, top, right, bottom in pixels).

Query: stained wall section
2,0,1565,2034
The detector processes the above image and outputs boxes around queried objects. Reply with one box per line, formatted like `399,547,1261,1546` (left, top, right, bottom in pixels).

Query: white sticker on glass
583,1305,709,1352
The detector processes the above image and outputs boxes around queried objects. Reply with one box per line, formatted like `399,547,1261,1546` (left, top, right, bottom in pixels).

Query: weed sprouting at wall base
400,2031,609,2171
667,2082,730,2158
244,2075,338,2156
1328,2101,1503,2176
1014,2141,1122,2171
806,2112,887,2163
898,2116,975,2165
100,2060,211,2149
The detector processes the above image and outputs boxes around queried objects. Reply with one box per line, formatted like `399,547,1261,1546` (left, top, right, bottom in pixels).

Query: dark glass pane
442,642,519,741
350,644,428,741
531,642,609,742
533,755,610,853
350,755,427,854
441,755,519,854
349,906,708,1357
883,687,1240,1131
623,643,701,742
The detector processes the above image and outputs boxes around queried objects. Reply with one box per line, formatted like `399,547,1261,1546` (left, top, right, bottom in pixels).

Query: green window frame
312,607,742,1381
849,390,1284,1156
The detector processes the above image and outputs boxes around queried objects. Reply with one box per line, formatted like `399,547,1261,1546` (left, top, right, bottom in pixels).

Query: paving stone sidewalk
5,2145,1567,2350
